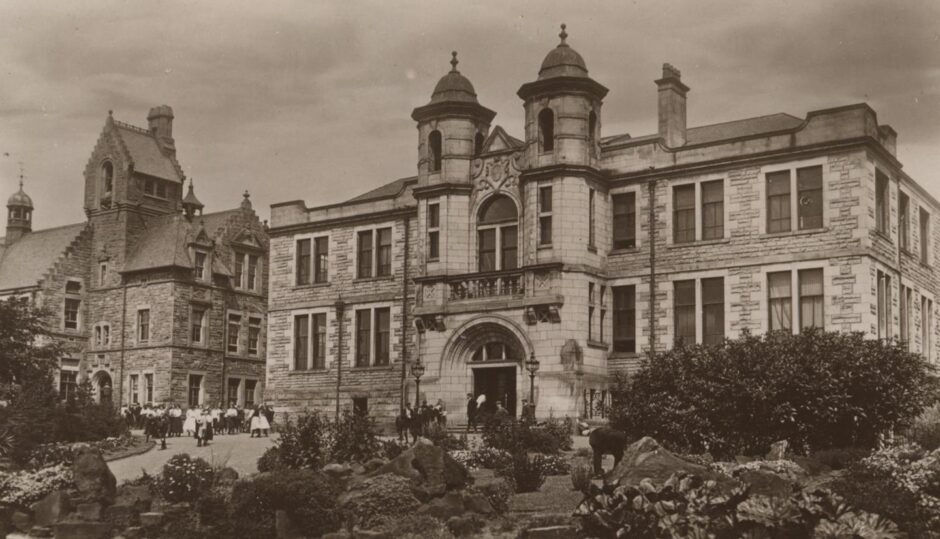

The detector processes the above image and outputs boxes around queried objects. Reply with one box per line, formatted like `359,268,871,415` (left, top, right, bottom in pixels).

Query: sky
1,0,938,230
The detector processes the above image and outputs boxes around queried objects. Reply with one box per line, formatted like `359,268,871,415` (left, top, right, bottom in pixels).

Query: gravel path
108,430,276,484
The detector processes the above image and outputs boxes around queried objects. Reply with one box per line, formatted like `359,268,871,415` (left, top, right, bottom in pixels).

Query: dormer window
539,108,555,152
194,250,208,281
429,130,442,172
102,161,114,194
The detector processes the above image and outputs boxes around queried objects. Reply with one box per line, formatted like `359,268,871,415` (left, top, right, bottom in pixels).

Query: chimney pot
655,63,689,148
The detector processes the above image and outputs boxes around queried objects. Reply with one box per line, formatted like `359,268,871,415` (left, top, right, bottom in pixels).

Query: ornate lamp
411,360,425,406
525,352,540,412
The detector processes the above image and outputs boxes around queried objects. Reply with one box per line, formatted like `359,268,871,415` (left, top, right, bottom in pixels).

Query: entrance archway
93,371,113,405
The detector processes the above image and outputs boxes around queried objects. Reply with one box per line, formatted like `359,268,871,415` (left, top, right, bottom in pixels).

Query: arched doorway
93,371,113,405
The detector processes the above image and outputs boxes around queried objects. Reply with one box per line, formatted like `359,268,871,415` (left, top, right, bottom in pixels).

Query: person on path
195,408,213,447
397,402,413,443
250,405,270,437
225,403,238,435
466,393,477,432
435,399,447,426
183,406,198,437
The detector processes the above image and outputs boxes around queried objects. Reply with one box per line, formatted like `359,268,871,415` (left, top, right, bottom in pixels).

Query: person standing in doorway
466,393,476,432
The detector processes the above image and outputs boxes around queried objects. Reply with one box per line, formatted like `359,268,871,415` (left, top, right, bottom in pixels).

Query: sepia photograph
1,1,939,537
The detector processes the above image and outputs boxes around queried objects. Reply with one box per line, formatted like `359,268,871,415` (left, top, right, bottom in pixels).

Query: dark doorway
472,366,516,417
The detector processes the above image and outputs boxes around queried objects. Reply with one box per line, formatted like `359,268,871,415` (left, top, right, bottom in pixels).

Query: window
922,296,933,361
355,307,390,367
248,255,259,290
702,277,724,346
64,299,80,330
472,342,509,361
921,208,931,265
798,269,824,329
674,280,696,345
538,186,552,246
99,263,108,287
188,374,202,408
588,189,596,248
374,307,390,366
876,169,889,236
129,374,139,404
249,317,261,356
588,110,597,145
94,323,111,347
137,309,150,342
613,285,636,353
59,370,78,400
429,130,442,172
228,378,240,406
235,251,246,287
144,179,154,196
673,185,695,243
357,231,373,278
376,229,391,277
900,192,910,251
144,373,153,404
797,166,823,230
227,314,241,354
314,237,329,283
901,285,913,350
767,171,791,233
102,161,113,193
353,397,368,415
588,283,595,341
294,314,309,370
477,195,518,271
295,240,310,285
538,108,554,152
599,286,607,343
701,180,724,240
312,314,325,369
191,307,206,344
66,280,81,294
355,309,371,367
357,228,393,278
428,203,440,260
194,250,207,280
612,192,636,250
244,380,257,408
877,270,892,339
768,271,792,331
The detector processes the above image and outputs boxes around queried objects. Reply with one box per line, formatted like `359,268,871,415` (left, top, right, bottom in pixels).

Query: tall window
244,380,257,408
599,286,607,343
355,309,371,367
702,277,724,346
295,240,310,285
539,108,554,152
428,203,440,260
674,280,696,345
376,229,392,276
876,169,889,236
901,285,913,350
59,371,78,400
102,161,114,193
798,269,824,329
588,189,596,248
701,180,724,240
538,186,552,246
588,283,595,341
921,208,931,265
797,166,823,230
899,192,910,251
922,296,933,361
294,314,309,370
612,192,636,250
137,309,150,342
429,130,442,172
314,237,329,282
768,271,792,331
673,185,695,243
129,374,139,404
296,238,328,285
188,374,202,408
877,270,891,339
355,308,390,367
248,255,259,290
144,373,153,404
477,195,518,272
191,307,206,344
767,171,791,233
227,314,241,354
357,231,373,278
374,308,390,366
194,251,207,281
613,285,636,353
64,299,80,330
588,110,597,145
249,317,261,356
357,228,393,278
312,314,325,369
99,263,108,287
228,378,240,406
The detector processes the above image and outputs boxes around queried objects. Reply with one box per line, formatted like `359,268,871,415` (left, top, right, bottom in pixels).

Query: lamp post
525,352,540,414
411,359,425,408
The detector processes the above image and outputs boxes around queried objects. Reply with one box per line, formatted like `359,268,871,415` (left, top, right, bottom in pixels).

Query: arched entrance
93,371,113,405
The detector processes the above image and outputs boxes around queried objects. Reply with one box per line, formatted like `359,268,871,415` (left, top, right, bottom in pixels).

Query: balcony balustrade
414,264,563,316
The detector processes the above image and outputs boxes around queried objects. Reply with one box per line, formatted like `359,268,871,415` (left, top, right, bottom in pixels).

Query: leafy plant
230,469,342,539
256,446,283,473
905,403,940,451
497,452,545,493
424,422,468,451
571,462,593,493
156,453,214,503
329,409,381,463
0,463,73,508
340,473,421,529
273,411,330,470
468,478,514,515
532,454,570,475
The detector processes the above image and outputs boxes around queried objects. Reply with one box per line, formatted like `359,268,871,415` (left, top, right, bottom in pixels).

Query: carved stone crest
472,152,523,195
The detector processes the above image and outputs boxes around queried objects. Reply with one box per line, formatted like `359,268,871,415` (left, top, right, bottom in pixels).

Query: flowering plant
532,454,570,475
0,464,73,508
155,453,214,503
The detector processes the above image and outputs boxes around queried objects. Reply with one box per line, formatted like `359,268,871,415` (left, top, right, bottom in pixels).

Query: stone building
0,106,269,409
267,27,938,423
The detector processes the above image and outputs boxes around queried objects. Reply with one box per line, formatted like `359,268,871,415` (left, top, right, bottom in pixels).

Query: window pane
674,185,695,243
899,193,909,250
588,189,596,247
702,181,724,240
428,231,440,259
357,231,373,278
228,314,240,353
501,226,517,270
539,186,552,213
797,166,823,230
478,230,496,272
312,313,326,369
613,285,636,353
356,310,371,367
479,196,517,224
921,208,930,265
702,278,724,346
374,308,390,365
768,271,792,331
767,171,791,233
674,280,696,345
294,314,308,370
248,255,258,290
876,170,889,234
428,203,440,228
248,319,260,355
377,228,392,276
539,216,552,246
612,192,636,249
314,237,329,283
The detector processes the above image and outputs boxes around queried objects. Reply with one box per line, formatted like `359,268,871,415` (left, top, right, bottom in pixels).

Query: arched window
472,342,509,361
477,195,518,272
474,132,485,157
588,111,597,145
101,161,114,193
538,108,555,152
428,130,443,172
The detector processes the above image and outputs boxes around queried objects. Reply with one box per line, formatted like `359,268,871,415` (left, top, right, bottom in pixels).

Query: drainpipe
895,175,904,344
648,177,658,356
118,279,127,407
401,216,411,413
334,297,345,420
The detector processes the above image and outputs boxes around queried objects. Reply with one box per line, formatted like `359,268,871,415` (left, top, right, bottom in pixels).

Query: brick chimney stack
147,105,176,155
655,63,689,148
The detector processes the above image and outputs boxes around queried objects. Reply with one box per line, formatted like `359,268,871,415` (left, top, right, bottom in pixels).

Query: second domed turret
538,24,589,80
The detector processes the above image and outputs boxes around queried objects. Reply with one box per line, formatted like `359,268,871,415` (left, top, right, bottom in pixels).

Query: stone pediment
480,125,523,154
231,229,264,250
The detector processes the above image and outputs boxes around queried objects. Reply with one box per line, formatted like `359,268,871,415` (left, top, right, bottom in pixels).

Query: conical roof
538,24,588,80
182,180,204,210
429,52,479,104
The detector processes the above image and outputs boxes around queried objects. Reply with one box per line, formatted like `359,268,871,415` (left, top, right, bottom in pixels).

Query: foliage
424,422,468,451
528,417,574,453
156,453,215,503
808,447,871,471
453,446,512,470
371,514,455,539
0,463,73,508
467,478,514,515
380,439,409,460
574,471,901,538
272,411,330,470
341,473,421,529
571,461,593,493
608,329,938,458
905,402,940,451
0,297,60,387
230,469,342,539
481,414,573,455
446,514,486,537
532,454,570,475
329,409,381,463
497,452,546,493
256,446,283,473
26,434,136,468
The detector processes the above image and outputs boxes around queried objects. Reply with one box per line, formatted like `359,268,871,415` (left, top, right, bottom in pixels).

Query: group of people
396,398,447,443
465,393,535,430
122,402,274,446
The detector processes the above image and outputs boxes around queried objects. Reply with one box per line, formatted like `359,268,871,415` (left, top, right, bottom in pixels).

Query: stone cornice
268,206,416,236
412,182,473,199
517,76,609,101
519,164,607,188
411,101,496,124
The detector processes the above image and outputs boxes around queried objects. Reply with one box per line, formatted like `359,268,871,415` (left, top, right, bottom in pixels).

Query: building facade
267,29,938,423
0,106,269,409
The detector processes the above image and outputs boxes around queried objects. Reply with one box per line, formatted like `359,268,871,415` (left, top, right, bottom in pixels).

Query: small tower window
588,111,597,145
539,109,555,152
429,130,443,172
102,161,114,194
474,132,485,157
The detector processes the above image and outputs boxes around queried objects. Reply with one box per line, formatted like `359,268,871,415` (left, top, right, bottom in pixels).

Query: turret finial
450,51,459,73
559,23,568,45
18,161,24,189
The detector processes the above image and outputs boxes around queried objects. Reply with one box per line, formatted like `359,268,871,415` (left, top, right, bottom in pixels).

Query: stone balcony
413,263,565,318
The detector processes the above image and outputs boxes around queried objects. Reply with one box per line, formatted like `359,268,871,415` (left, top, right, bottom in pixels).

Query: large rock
736,469,795,498
101,503,138,528
31,491,73,527
53,521,111,539
11,510,32,532
766,440,788,461
71,447,116,505
417,491,466,521
371,443,468,498
113,485,152,513
606,436,738,492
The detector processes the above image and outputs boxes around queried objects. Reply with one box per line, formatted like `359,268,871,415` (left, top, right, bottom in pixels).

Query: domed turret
182,179,204,220
538,25,589,80
6,178,33,245
430,53,480,104
7,183,33,210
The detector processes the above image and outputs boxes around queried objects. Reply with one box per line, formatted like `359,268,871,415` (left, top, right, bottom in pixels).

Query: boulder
460,491,494,515
74,503,102,522
323,463,353,479
101,504,138,528
766,440,789,461
736,469,796,498
122,526,143,539
11,510,32,532
417,491,466,521
372,443,469,498
363,458,386,473
31,491,73,527
71,447,116,505
113,485,152,513
606,436,739,492
53,521,111,539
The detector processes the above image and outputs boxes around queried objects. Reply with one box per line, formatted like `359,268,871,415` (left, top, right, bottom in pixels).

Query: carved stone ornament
472,152,523,195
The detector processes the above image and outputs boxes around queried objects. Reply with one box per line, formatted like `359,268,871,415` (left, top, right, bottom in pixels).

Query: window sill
293,282,331,290
873,230,893,244
143,194,170,202
350,364,394,371
353,276,395,283
537,244,552,250
609,246,640,255
288,368,329,375
760,227,828,240
587,340,608,351
608,351,639,360
667,238,730,249
427,258,440,263
587,245,597,253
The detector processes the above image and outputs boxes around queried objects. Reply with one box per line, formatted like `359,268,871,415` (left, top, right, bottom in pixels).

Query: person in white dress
249,405,270,438
183,407,198,437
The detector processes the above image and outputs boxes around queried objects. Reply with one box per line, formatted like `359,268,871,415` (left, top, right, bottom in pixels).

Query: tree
0,296,60,390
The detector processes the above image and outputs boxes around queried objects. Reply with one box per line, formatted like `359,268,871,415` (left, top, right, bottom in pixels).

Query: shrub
497,453,545,493
905,403,940,451
0,463,73,508
156,453,214,503
371,514,455,539
380,439,409,460
529,417,574,454
275,411,330,470
329,409,381,463
26,435,136,468
446,514,486,537
230,469,342,539
482,414,573,455
256,446,282,473
570,462,593,493
469,478,513,515
424,422,467,451
481,413,525,453
808,447,870,471
341,473,421,529
469,446,512,470
609,329,938,458
532,454,570,475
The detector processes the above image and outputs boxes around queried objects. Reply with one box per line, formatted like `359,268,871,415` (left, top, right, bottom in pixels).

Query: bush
26,435,136,468
529,417,574,454
808,447,870,471
424,422,467,451
0,464,73,509
256,446,282,473
274,411,330,470
341,473,421,529
532,454,570,475
905,403,940,451
156,453,214,503
497,453,545,493
371,514,455,539
330,409,381,464
470,446,512,470
609,330,938,458
481,414,573,455
469,478,513,515
230,469,342,539
380,439,409,460
570,462,593,492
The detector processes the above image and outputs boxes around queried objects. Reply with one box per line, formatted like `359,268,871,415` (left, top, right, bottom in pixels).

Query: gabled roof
112,122,183,182
602,113,806,149
0,223,86,291
481,126,524,154
345,176,417,204
123,209,241,273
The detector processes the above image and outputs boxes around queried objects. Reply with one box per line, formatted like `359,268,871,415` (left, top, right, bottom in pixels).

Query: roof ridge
113,119,153,136
688,112,802,131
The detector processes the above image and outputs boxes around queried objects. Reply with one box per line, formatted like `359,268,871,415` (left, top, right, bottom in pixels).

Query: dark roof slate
0,223,86,291
123,209,241,273
114,124,183,182
345,176,416,204
602,113,806,148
